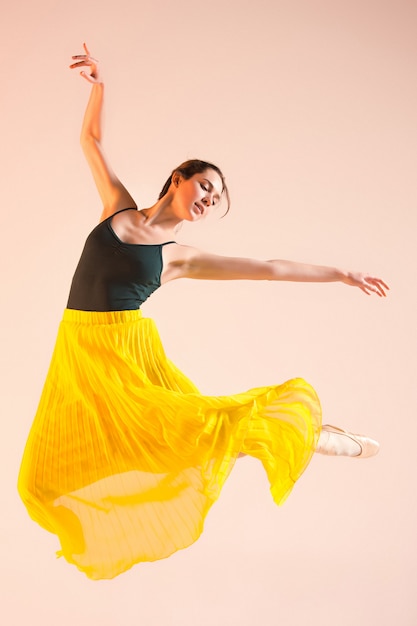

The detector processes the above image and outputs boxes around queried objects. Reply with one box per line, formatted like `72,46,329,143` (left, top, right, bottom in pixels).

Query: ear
171,171,183,188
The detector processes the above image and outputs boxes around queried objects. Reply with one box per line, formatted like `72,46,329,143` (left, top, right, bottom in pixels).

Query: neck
141,192,183,231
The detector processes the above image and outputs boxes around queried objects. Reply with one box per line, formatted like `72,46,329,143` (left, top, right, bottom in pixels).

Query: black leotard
67,208,175,311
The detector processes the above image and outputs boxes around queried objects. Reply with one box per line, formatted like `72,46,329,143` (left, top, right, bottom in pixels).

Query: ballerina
18,44,388,580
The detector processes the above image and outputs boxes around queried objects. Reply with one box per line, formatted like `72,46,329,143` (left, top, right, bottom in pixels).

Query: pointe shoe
321,425,380,458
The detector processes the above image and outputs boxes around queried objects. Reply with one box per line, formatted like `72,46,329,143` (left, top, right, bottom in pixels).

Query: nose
202,192,216,207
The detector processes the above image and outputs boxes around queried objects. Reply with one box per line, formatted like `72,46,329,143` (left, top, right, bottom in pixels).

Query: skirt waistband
63,309,143,325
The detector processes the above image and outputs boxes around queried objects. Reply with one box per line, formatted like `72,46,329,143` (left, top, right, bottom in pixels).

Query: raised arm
168,246,389,296
70,44,137,220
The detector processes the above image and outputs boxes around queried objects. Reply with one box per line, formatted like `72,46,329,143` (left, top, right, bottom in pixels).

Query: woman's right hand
69,43,101,84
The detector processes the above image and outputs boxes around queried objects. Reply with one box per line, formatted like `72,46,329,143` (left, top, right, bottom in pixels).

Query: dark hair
158,159,230,215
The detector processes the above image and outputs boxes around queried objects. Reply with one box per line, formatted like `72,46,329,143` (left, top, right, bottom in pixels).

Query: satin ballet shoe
319,425,380,458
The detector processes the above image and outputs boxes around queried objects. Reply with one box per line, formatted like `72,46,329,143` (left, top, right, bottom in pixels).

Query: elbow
80,135,101,158
266,259,282,281
80,134,97,148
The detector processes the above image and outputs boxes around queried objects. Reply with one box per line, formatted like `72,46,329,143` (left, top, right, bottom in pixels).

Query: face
173,169,223,221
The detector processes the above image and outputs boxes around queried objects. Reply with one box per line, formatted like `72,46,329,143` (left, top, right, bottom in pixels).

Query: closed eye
203,178,221,205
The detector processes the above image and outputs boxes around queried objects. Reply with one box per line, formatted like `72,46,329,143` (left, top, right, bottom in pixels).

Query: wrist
338,269,349,283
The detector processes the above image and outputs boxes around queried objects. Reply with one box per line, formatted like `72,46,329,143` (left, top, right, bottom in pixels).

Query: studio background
1,1,415,624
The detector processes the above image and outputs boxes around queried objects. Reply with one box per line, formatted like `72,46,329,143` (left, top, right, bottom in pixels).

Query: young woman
18,45,388,580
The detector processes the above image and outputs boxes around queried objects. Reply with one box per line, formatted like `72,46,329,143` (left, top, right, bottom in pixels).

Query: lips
194,202,204,214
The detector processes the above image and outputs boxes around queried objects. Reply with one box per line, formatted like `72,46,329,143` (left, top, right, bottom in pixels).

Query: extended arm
70,44,136,220
169,246,389,296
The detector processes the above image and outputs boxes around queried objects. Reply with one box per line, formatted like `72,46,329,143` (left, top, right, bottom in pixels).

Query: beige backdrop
1,1,416,625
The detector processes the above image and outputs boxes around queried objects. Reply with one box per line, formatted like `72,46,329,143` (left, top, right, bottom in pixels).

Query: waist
63,308,144,325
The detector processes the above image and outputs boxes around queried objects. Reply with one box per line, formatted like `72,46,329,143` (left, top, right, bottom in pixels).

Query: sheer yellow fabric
18,309,321,579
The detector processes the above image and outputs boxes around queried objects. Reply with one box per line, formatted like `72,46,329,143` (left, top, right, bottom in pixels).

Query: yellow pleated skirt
18,309,321,579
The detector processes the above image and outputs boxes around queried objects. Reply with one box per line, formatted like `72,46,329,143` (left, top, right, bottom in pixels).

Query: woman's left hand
343,272,389,296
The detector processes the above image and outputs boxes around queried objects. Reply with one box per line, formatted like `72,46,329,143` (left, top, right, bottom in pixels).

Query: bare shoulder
108,208,141,240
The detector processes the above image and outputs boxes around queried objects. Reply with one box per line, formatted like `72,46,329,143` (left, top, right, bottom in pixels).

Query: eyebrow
203,178,221,201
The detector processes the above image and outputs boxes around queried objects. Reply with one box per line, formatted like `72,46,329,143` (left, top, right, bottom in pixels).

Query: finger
80,71,96,83
80,71,100,84
82,44,98,63
362,282,384,297
372,279,387,297
369,284,384,297
368,278,387,297
69,60,92,69
370,277,390,290
71,54,98,64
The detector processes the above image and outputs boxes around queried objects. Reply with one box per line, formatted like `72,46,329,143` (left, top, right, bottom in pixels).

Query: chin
187,210,204,222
